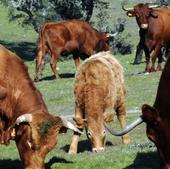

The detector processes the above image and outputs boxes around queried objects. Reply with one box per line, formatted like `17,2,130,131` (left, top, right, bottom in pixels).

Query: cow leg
157,47,164,71
68,106,84,154
34,50,45,82
133,40,144,65
73,54,80,68
50,54,61,79
151,44,161,72
116,103,130,144
143,45,151,72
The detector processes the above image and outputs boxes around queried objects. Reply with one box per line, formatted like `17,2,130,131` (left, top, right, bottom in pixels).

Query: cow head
122,3,161,29
74,116,106,153
142,104,170,168
96,32,110,52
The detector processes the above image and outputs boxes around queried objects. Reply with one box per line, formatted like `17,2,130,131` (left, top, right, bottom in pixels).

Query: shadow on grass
45,157,73,169
0,40,37,61
0,159,23,169
123,151,160,169
61,140,113,153
0,157,72,169
38,73,75,82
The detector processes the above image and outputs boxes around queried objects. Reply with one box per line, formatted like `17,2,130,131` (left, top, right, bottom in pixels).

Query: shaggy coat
0,44,70,169
69,51,130,153
34,19,109,81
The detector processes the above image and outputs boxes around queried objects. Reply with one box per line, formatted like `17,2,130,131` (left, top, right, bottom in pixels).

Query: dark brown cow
105,51,170,168
141,50,170,169
0,44,81,169
68,51,130,154
122,3,170,72
34,19,109,81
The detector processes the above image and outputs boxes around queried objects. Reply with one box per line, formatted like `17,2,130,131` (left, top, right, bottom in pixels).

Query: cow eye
103,129,106,135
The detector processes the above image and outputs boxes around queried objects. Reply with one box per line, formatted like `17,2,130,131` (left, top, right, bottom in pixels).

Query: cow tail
35,26,46,80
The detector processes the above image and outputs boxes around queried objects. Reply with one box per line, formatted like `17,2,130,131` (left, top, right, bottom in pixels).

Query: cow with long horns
105,51,170,168
68,51,130,154
122,2,170,72
0,44,82,169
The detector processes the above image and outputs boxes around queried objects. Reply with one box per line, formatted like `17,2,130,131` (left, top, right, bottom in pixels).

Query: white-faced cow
68,51,130,154
34,19,110,81
0,44,82,169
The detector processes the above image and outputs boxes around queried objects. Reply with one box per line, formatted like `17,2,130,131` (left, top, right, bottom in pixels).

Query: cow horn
121,1,133,11
148,3,162,8
107,32,118,38
105,115,143,136
62,118,83,134
15,114,32,125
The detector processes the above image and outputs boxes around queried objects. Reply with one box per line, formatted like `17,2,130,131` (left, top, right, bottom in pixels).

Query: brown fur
34,19,109,81
0,44,67,169
69,51,130,154
142,51,170,169
126,4,170,72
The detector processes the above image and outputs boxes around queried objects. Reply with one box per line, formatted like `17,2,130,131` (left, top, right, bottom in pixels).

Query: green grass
0,2,163,169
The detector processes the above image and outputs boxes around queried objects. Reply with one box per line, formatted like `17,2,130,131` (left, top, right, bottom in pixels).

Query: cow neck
12,79,48,117
154,54,170,117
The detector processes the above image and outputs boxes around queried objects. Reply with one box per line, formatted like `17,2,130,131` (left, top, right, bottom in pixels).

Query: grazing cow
0,44,82,169
105,52,170,168
122,3,170,72
34,19,110,81
68,51,130,154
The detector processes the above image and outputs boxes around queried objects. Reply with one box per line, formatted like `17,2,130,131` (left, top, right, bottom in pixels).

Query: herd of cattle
1,2,170,169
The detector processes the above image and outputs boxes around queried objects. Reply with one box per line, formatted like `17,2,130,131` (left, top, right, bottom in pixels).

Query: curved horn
121,1,133,11
105,115,143,136
148,3,162,8
16,114,32,125
106,32,118,38
62,118,83,134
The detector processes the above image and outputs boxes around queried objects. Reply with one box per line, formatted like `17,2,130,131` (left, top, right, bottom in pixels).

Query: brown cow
0,44,82,169
122,3,170,72
105,52,170,168
34,19,110,81
68,51,130,154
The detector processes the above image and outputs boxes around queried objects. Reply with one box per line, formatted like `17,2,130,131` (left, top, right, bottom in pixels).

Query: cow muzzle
92,147,104,153
105,115,143,136
141,24,148,29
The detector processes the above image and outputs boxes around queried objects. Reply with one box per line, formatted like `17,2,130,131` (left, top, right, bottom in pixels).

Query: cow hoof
34,78,39,82
122,135,131,144
68,150,77,154
144,72,150,75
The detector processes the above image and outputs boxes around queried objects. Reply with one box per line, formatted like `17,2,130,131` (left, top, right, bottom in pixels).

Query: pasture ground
0,3,163,169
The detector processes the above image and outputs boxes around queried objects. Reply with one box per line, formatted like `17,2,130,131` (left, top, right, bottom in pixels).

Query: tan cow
68,51,130,154
0,44,82,169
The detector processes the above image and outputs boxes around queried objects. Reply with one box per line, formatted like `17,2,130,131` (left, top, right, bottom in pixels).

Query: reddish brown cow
105,51,170,168
34,19,109,81
68,51,130,154
122,3,170,72
0,44,81,169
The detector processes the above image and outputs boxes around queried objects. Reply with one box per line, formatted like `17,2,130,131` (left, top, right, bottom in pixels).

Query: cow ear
0,85,7,99
150,10,158,18
142,104,160,123
73,117,87,128
126,10,135,17
104,113,114,122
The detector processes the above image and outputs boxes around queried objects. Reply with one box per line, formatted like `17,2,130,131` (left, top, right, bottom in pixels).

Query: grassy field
0,2,163,169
